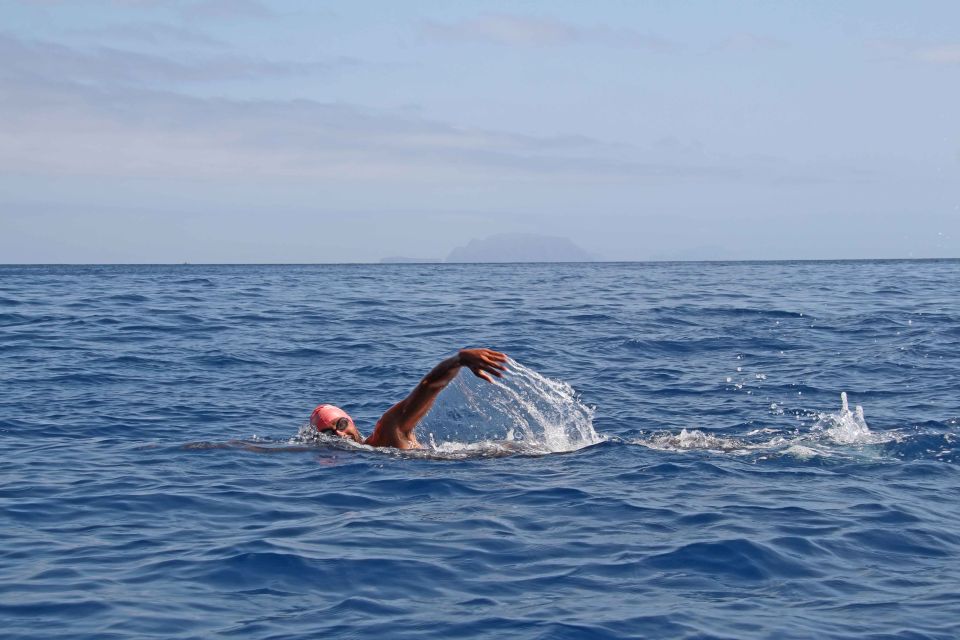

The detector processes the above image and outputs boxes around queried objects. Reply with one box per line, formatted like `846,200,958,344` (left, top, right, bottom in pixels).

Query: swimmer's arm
378,348,508,436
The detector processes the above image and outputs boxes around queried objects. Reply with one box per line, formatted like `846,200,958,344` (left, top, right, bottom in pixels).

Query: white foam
782,444,820,460
638,428,747,453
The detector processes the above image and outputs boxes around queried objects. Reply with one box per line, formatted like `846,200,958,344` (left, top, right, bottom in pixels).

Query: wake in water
634,392,886,458
286,375,957,462
632,392,959,462
209,362,956,463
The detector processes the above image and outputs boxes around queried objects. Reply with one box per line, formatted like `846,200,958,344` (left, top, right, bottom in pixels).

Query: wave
645,537,821,581
105,293,149,303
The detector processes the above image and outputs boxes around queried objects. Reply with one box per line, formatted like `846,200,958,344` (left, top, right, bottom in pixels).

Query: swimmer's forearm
376,353,462,437
420,347,509,388
419,353,464,390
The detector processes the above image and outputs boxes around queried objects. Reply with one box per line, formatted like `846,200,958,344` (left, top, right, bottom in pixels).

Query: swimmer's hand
458,348,509,383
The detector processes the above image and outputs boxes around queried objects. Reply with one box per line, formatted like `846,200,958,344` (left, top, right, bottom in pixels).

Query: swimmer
310,348,508,449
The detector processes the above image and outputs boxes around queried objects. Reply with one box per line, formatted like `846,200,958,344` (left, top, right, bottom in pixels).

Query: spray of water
425,358,603,454
812,391,878,444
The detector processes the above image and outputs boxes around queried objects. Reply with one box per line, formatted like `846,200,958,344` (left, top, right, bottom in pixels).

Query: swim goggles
319,417,352,434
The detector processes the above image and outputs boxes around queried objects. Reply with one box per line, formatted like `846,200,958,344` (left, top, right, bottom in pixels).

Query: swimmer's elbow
419,377,446,392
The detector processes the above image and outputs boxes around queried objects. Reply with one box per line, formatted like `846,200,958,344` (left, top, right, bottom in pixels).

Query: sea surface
1,261,959,639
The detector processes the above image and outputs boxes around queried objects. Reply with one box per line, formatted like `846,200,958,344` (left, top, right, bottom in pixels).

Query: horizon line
1,257,958,267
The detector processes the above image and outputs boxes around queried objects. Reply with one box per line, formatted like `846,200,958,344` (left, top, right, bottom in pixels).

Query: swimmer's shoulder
364,420,421,449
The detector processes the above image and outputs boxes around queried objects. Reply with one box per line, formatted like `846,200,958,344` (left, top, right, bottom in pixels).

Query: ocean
1,261,958,639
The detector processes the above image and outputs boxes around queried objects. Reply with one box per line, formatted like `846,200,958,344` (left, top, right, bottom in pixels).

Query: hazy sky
1,0,958,262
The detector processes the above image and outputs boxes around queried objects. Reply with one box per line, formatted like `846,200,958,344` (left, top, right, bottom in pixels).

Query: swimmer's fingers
482,354,508,371
467,363,501,383
485,349,508,362
481,361,507,375
467,364,499,382
460,348,509,382
483,365,504,379
478,349,509,372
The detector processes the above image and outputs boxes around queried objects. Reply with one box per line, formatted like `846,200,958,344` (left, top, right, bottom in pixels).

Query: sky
0,0,958,262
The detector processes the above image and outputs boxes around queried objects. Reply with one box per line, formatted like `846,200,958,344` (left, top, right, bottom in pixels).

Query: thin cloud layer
68,21,226,48
711,33,787,53
0,28,849,190
914,44,960,64
0,31,351,86
0,28,715,184
0,74,735,182
867,38,960,65
422,13,675,51
180,0,273,21
13,0,274,20
0,26,736,184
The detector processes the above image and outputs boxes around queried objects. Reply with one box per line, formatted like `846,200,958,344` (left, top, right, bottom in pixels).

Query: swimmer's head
311,404,362,443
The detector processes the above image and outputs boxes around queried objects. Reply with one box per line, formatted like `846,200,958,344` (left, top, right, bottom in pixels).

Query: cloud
421,13,675,52
711,33,787,53
0,31,830,188
179,0,273,21
67,22,226,48
913,44,960,64
11,0,274,20
0,30,731,184
0,32,352,87
0,69,740,185
867,38,960,65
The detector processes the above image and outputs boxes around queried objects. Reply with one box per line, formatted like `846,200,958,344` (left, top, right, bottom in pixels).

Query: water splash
424,358,603,454
813,391,879,444
292,422,366,450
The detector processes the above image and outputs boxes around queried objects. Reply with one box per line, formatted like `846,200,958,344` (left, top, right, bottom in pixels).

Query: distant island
380,233,595,264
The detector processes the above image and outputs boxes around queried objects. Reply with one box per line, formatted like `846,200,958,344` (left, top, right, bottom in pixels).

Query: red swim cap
310,404,353,431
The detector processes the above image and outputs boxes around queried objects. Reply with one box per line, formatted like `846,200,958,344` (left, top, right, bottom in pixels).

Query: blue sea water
1,261,959,640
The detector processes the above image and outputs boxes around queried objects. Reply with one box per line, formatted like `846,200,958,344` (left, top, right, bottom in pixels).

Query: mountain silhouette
446,233,594,263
